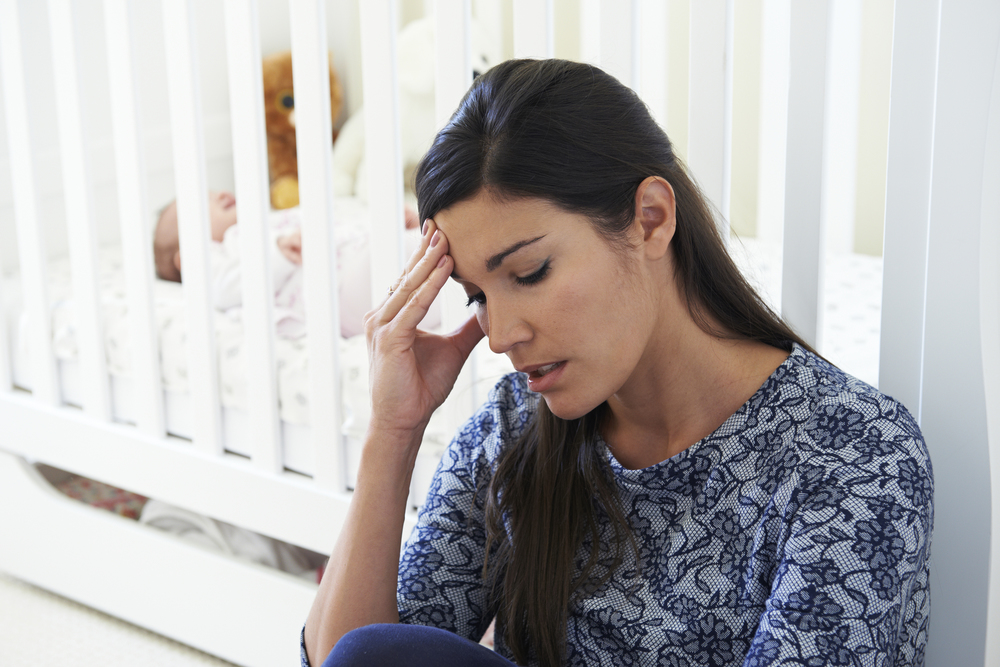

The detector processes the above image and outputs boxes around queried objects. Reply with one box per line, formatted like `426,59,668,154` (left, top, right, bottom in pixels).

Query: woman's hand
363,220,484,441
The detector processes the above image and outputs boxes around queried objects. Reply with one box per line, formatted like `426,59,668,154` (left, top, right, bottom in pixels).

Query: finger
390,252,454,331
377,226,449,321
401,218,436,275
371,219,438,313
449,314,486,359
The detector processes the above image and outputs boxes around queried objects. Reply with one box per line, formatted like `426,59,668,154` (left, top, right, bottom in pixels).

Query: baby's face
208,191,238,241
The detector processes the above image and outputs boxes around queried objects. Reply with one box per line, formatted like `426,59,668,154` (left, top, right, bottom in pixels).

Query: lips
534,362,561,377
518,361,564,377
519,360,567,392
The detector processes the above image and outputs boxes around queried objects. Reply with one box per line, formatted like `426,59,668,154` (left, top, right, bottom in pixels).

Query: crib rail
781,1,829,348
163,0,226,456
103,0,165,437
1,1,998,665
224,0,284,474
0,0,59,406
49,0,113,421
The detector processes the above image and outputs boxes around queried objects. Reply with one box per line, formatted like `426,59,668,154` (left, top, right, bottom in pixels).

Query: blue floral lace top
394,344,933,666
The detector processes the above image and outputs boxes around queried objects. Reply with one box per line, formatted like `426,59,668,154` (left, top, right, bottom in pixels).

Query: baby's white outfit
209,200,424,338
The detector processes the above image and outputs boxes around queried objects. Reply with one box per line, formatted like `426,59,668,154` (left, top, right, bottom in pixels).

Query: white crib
0,1,997,665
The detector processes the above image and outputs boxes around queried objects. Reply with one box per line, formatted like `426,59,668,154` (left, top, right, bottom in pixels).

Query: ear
634,176,676,260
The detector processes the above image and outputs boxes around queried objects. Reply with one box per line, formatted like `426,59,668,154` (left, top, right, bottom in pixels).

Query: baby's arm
211,224,302,312
211,226,244,311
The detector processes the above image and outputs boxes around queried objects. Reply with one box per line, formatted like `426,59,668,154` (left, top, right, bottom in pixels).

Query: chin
542,394,599,422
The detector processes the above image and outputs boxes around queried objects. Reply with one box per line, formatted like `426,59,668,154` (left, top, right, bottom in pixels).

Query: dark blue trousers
321,624,518,667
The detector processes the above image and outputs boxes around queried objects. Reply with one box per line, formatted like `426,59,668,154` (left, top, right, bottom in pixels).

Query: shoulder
774,346,932,515
780,345,925,458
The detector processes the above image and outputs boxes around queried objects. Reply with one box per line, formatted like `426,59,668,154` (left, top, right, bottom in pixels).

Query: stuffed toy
329,17,499,203
262,50,344,209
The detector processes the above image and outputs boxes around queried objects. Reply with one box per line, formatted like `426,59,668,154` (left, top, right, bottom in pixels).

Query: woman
303,59,932,667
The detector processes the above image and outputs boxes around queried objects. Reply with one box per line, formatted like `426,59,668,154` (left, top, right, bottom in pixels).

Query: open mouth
531,361,564,378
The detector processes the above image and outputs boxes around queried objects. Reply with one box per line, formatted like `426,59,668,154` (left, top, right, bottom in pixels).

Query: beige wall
730,0,764,238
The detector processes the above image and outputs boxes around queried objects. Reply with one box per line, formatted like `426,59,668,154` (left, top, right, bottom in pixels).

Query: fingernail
437,255,447,268
422,220,431,236
430,230,440,248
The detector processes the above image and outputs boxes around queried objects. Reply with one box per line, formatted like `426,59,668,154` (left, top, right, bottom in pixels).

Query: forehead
434,194,568,249
435,193,607,283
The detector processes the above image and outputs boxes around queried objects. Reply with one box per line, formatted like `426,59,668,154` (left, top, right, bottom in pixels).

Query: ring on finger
387,275,405,297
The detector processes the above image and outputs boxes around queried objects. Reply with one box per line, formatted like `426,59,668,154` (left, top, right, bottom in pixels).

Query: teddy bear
262,50,344,209
329,16,499,204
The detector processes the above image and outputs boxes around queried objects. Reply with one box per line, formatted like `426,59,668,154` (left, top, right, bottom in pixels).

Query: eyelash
465,260,551,308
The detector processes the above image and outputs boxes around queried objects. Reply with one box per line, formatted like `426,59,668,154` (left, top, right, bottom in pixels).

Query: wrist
355,424,427,493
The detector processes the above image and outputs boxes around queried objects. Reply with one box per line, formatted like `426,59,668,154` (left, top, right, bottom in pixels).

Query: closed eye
515,259,550,286
465,260,551,308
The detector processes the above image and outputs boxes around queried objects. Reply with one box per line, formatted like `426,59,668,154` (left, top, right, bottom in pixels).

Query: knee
321,624,405,667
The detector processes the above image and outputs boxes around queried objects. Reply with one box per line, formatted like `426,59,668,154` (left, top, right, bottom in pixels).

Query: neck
603,309,789,470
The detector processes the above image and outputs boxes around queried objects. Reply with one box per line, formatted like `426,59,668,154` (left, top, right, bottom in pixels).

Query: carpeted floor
0,572,237,667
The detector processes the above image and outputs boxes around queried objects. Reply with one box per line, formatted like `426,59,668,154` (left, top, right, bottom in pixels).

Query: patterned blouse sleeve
396,376,528,642
744,399,933,667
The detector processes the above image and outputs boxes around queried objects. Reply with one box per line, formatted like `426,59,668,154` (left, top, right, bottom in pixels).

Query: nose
485,299,531,355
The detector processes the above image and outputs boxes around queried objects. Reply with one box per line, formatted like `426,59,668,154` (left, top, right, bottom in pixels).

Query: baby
153,191,422,338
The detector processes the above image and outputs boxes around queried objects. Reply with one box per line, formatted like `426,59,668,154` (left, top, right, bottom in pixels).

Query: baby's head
153,191,239,282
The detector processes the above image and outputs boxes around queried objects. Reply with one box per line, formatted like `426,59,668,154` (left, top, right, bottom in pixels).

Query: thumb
449,315,485,359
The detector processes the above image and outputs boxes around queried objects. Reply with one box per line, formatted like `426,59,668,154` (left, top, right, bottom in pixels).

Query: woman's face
434,192,661,420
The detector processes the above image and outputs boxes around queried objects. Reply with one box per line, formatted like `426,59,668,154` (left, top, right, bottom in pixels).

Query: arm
210,226,243,311
743,429,933,666
303,221,484,666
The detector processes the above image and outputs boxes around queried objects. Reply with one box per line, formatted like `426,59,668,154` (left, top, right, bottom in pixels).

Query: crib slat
0,0,59,406
47,0,112,421
780,0,829,349
878,2,939,418
755,0,790,251
223,0,283,474
434,0,471,129
513,0,553,59
103,0,165,436
0,260,8,391
599,0,638,91
161,0,224,455
687,0,733,232
360,0,407,306
289,0,345,490
638,0,669,131
433,0,480,424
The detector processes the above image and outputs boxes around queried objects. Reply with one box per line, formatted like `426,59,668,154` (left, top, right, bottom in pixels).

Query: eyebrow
451,235,547,281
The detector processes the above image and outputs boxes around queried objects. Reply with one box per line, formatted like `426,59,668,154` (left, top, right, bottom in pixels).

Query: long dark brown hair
415,59,809,667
